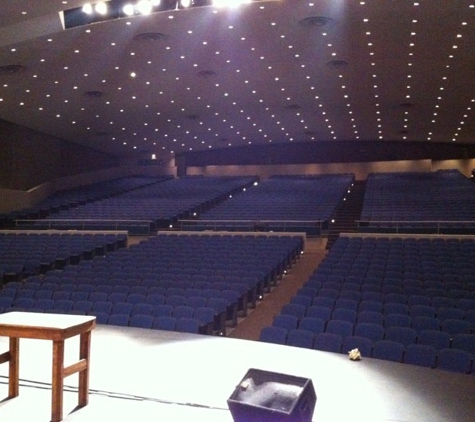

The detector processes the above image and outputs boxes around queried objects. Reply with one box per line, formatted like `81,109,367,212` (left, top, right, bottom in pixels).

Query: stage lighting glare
82,3,94,14
213,0,251,7
122,3,135,16
180,0,191,7
95,2,108,15
123,3,135,15
137,0,154,14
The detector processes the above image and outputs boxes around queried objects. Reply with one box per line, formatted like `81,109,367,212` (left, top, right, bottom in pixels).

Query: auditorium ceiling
1,1,475,160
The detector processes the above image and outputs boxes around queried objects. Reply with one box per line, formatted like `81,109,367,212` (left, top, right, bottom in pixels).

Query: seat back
372,340,404,362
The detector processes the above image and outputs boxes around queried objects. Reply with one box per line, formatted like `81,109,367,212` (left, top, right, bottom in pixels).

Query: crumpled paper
348,348,362,361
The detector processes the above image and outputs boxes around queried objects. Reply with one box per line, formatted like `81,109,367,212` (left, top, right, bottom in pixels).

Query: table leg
52,340,65,422
9,337,19,398
78,331,91,407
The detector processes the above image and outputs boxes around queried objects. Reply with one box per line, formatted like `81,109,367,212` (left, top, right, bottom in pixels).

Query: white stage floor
1,324,474,422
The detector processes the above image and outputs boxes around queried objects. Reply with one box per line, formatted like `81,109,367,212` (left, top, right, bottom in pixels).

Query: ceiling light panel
1,1,475,158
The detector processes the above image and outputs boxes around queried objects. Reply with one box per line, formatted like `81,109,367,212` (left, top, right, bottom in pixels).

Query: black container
228,368,316,422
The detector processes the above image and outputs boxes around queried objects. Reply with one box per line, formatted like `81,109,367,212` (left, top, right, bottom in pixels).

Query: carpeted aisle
228,238,327,341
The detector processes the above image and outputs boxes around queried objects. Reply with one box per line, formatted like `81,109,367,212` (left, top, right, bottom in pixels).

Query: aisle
228,238,327,340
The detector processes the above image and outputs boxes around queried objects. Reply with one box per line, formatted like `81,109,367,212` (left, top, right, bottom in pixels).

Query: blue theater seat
332,308,356,324
358,300,383,313
436,348,472,374
172,305,194,319
437,307,465,322
152,316,177,331
108,314,129,327
451,334,475,355
403,344,437,368
298,317,325,335
131,303,153,316
286,329,315,349
384,326,417,347
313,333,342,353
411,316,440,333
372,340,404,363
354,323,384,343
342,336,373,357
193,307,215,334
281,303,306,320
417,330,451,351
273,314,299,331
441,319,472,336
129,314,153,329
410,305,436,318
384,314,412,329
290,295,312,308
259,326,288,345
325,320,354,340
357,311,384,325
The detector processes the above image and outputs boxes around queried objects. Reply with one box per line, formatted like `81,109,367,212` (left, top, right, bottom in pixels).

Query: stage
0,323,474,422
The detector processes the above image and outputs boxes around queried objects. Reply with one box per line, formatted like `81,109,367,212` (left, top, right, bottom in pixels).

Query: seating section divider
260,235,475,375
0,232,127,284
189,174,355,235
359,170,475,234
0,233,304,337
27,176,258,233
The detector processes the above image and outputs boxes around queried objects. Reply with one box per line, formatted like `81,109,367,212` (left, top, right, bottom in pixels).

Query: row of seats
0,176,170,228
0,232,127,283
272,311,475,353
361,170,475,222
0,289,240,329
192,174,354,234
4,281,253,296
42,176,257,228
301,280,475,300
19,272,267,308
282,302,475,333
11,277,263,302
36,176,168,209
294,286,475,308
0,290,234,307
0,288,242,332
104,314,206,334
48,233,303,292
260,326,475,374
281,297,475,348
319,240,475,277
1,233,302,335
299,235,475,311
0,234,298,287
0,302,219,334
260,234,475,374
0,306,206,334
199,174,354,221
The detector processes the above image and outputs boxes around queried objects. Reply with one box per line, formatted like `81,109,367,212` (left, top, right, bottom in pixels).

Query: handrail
178,219,326,236
356,220,475,235
357,220,475,224
13,219,154,235
180,219,325,223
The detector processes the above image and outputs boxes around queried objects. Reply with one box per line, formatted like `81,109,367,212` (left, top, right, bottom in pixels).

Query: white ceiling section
0,1,475,159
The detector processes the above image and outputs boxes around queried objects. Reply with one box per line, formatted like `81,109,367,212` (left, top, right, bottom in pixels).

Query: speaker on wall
227,368,317,422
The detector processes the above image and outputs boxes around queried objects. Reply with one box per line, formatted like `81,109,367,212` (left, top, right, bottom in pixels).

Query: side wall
0,119,119,191
187,159,475,180
1,157,473,214
0,163,177,213
431,159,475,176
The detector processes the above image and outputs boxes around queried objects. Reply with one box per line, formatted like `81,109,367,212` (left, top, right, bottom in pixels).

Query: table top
0,312,96,341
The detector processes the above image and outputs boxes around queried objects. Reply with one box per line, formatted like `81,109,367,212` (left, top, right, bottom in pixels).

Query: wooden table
0,312,96,422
